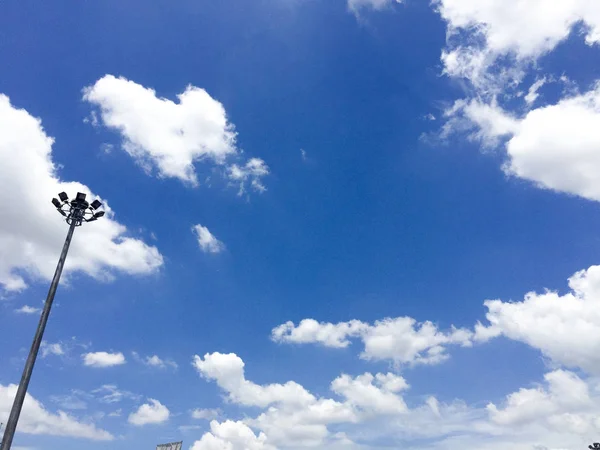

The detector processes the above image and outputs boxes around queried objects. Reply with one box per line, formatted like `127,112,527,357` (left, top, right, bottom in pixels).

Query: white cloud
108,409,122,417
191,420,274,450
504,84,600,202
524,77,547,105
0,94,163,292
193,352,316,408
444,83,600,203
15,305,40,314
128,399,170,426
192,225,225,254
487,370,591,427
193,352,423,448
92,384,139,404
192,351,600,449
49,392,88,411
40,342,65,358
272,317,472,366
331,373,409,415
475,264,600,375
227,157,270,194
436,0,600,90
132,352,178,369
0,384,112,440
192,408,220,420
271,318,368,348
83,351,126,368
83,75,268,191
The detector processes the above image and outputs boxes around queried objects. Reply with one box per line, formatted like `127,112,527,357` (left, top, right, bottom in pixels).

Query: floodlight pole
0,193,104,450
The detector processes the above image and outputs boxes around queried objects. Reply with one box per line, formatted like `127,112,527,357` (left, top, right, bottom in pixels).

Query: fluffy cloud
191,420,273,450
191,351,600,449
445,83,600,202
331,373,408,415
193,352,316,408
193,352,420,448
128,399,170,426
0,94,163,292
83,351,126,368
487,370,591,427
0,384,113,440
15,305,40,314
436,0,600,90
192,225,225,254
83,75,268,191
475,264,600,374
192,351,600,449
272,317,472,366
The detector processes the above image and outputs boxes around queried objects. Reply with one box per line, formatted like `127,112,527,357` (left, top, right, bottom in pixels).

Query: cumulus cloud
331,373,408,415
191,352,600,449
193,352,422,448
0,384,113,440
191,420,273,450
192,225,225,254
272,317,472,366
487,370,591,427
0,94,163,292
444,83,600,203
83,75,268,191
15,305,40,314
475,264,600,374
193,352,316,408
436,0,600,90
83,351,126,368
128,399,170,426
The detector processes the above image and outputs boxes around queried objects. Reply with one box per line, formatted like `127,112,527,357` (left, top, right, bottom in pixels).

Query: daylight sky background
2,0,600,449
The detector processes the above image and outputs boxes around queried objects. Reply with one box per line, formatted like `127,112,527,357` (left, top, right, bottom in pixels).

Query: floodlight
75,192,86,202
58,192,68,202
91,199,102,210
52,198,62,208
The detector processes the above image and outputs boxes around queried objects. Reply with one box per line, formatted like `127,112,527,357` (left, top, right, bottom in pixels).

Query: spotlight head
90,199,102,210
58,192,68,202
52,198,62,208
93,211,105,219
75,192,87,202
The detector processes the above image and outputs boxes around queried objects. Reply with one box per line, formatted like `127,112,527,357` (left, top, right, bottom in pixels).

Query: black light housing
91,199,102,210
93,211,105,219
58,192,68,202
75,192,86,202
52,198,62,208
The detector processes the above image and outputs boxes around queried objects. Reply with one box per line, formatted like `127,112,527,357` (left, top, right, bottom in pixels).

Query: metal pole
0,220,77,450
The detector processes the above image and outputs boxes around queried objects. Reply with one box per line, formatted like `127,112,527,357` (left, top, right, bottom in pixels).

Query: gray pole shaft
0,221,77,450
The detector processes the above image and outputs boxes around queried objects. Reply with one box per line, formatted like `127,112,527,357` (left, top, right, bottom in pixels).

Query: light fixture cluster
51,191,105,226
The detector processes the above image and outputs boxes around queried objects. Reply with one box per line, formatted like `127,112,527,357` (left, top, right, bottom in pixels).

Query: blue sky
2,0,600,449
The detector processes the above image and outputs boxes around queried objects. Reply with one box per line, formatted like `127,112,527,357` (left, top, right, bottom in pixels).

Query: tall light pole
0,192,105,450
